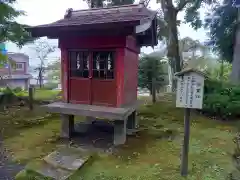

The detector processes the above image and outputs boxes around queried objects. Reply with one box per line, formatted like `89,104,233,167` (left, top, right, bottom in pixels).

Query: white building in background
0,53,32,90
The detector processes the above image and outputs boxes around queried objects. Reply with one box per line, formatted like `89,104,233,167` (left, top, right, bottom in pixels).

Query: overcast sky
6,0,208,66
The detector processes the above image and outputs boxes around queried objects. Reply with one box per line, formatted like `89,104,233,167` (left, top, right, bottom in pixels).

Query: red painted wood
123,44,139,105
61,49,68,102
116,48,125,107
68,51,91,104
69,78,91,104
59,35,140,107
116,36,139,106
59,36,126,50
91,79,116,106
126,36,140,53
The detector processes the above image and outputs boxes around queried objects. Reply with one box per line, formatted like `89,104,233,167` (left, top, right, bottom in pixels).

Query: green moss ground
1,94,238,180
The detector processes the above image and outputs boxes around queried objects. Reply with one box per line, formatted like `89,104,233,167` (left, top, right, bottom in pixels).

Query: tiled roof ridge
66,3,147,18
71,3,142,13
32,3,156,28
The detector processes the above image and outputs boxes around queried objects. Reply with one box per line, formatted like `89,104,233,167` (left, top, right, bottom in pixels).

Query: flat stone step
26,160,73,180
44,147,91,171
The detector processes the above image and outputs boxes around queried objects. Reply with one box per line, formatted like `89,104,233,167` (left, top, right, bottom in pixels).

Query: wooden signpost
175,68,205,176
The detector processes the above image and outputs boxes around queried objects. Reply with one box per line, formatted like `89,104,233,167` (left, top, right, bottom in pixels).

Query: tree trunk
231,9,240,83
161,3,181,92
38,70,43,88
167,9,181,73
152,77,156,103
149,82,152,95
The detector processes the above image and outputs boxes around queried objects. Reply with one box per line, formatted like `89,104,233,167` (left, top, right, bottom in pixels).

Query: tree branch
161,0,175,11
177,0,191,12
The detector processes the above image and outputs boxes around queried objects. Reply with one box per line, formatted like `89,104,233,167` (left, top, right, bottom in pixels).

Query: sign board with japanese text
176,72,204,109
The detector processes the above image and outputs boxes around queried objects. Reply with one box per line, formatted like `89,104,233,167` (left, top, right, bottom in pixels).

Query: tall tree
159,0,216,75
46,60,61,83
149,37,209,91
138,54,167,95
84,0,216,78
179,37,208,56
30,40,56,88
205,1,236,63
179,37,209,68
204,0,240,83
209,60,231,81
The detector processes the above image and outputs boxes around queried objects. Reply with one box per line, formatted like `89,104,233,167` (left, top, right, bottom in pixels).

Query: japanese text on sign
176,73,204,109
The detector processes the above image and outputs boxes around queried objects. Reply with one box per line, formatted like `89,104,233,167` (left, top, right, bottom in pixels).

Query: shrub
12,87,23,93
202,79,240,119
2,86,14,95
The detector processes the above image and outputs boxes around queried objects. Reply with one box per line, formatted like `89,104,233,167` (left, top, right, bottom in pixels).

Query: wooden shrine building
26,3,158,145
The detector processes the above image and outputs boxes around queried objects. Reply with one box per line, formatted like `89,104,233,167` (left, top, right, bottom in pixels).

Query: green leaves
203,78,240,119
0,1,36,46
138,55,167,92
204,1,237,63
183,0,202,29
46,60,61,83
175,0,217,30
159,0,217,73
0,0,36,67
0,1,23,22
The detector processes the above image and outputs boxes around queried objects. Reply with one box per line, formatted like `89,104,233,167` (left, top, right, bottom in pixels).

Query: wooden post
29,86,33,110
152,77,156,103
176,69,205,176
180,108,191,176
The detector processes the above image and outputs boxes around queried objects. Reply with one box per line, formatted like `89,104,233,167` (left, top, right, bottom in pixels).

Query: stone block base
60,114,74,139
114,120,126,145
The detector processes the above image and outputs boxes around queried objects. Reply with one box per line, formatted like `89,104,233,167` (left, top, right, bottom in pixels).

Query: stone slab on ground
20,147,92,180
26,160,73,180
44,147,91,171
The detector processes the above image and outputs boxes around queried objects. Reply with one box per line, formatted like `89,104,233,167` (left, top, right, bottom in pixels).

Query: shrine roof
29,4,156,29
175,68,207,77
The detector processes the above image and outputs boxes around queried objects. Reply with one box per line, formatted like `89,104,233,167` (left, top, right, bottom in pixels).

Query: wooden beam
29,21,138,38
47,27,135,39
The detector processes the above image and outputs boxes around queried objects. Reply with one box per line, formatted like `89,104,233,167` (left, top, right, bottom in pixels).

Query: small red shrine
27,3,157,145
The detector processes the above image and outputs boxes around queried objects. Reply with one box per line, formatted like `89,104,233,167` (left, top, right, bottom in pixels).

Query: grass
0,105,61,164
5,120,60,163
33,89,61,100
69,100,237,180
2,94,238,179
16,89,61,101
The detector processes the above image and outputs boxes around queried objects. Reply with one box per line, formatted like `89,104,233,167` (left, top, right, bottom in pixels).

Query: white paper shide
176,72,204,109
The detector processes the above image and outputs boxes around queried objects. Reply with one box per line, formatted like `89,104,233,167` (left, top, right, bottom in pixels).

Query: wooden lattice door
69,50,91,104
91,51,116,106
68,50,116,106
